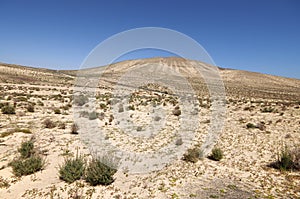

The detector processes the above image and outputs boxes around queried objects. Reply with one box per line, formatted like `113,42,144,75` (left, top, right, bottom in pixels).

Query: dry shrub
43,118,56,128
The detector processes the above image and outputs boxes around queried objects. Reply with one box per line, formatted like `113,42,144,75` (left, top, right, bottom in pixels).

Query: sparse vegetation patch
59,153,86,183
10,155,44,177
9,138,44,176
269,146,300,171
1,105,15,114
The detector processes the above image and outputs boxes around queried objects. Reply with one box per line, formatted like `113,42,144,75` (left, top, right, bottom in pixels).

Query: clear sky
0,0,299,79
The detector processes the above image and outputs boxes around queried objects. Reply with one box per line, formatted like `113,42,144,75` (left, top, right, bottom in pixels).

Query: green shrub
183,148,200,163
127,105,135,111
18,139,35,159
208,148,223,161
1,105,15,114
9,139,44,177
246,123,256,129
10,155,44,177
54,108,61,114
59,154,85,183
85,158,117,186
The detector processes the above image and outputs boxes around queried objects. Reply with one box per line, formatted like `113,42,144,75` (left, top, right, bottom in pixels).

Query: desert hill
1,58,299,101
0,63,74,86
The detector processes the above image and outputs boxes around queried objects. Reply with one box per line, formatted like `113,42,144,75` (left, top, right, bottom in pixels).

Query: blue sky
0,0,299,79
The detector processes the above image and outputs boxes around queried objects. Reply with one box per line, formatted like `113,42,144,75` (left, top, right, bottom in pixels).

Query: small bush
71,123,79,134
246,123,256,129
183,148,200,163
27,104,34,112
18,139,35,159
208,148,223,161
1,105,15,114
261,107,275,113
43,118,56,128
108,115,114,123
246,122,266,131
99,103,107,110
154,116,161,121
127,105,135,111
74,95,89,106
270,146,300,171
172,107,181,116
175,138,183,146
0,177,9,188
118,105,124,113
37,100,44,106
85,158,117,186
10,155,44,177
58,122,66,129
59,154,85,183
54,108,61,114
89,111,98,120
9,138,44,177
